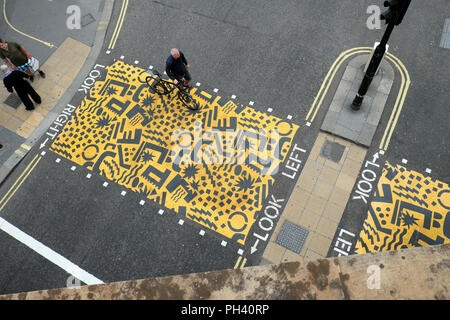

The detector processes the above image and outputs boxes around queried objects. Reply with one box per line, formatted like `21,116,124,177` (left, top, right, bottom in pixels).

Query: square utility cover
4,93,22,109
276,221,309,254
320,139,346,163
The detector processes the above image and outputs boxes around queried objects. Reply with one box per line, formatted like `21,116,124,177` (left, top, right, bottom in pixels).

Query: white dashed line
121,191,127,196
139,200,145,206
402,159,408,164
70,166,76,171
379,150,385,155
178,219,184,225
196,82,201,86
120,55,124,60
267,108,273,113
103,182,109,187
86,173,92,179
149,65,153,70
134,60,139,64
158,209,164,215
287,115,292,120
426,168,432,174
306,121,311,126
55,158,61,163
249,101,254,106
231,95,236,99
213,88,219,93
237,249,244,256
40,151,46,156
221,240,227,247
199,230,205,236
106,50,111,55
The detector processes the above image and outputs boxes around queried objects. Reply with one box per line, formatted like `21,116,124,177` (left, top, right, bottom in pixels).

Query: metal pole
351,21,396,110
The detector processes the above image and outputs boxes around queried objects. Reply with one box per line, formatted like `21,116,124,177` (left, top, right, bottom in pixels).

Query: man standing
0,38,45,82
165,48,191,89
1,64,41,111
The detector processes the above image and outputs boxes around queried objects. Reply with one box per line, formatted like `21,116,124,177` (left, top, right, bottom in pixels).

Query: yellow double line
108,0,129,50
0,154,42,211
305,47,410,151
234,256,247,269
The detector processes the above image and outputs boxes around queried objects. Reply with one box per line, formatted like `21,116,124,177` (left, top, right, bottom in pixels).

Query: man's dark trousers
3,70,41,109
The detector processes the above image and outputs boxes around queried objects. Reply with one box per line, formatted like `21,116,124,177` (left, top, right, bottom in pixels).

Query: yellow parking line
305,47,410,152
3,0,55,48
108,0,128,50
0,155,41,211
234,256,242,269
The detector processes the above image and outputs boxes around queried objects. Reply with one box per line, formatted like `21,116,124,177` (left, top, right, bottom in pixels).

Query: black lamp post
352,0,411,110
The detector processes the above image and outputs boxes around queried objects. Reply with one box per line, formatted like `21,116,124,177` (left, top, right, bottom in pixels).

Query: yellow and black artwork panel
50,60,300,245
355,162,450,254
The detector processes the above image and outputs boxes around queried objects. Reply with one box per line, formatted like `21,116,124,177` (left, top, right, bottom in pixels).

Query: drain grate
276,221,309,253
320,139,346,163
3,93,22,109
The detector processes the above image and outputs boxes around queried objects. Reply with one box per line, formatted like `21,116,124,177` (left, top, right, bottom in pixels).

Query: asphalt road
0,0,449,295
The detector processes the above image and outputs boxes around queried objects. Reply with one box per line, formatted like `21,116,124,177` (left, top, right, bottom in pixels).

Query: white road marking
213,88,218,93
267,107,273,113
121,191,127,196
249,101,254,105
379,150,385,155
231,95,236,99
139,200,145,206
178,219,184,225
120,55,124,60
426,168,432,174
70,166,76,171
40,151,46,156
237,249,244,255
158,209,164,215
306,121,311,126
196,82,201,86
0,217,103,285
199,230,205,236
55,158,61,163
106,50,111,55
103,182,108,187
221,240,227,247
287,115,292,120
86,173,92,179
134,60,139,64
402,159,408,164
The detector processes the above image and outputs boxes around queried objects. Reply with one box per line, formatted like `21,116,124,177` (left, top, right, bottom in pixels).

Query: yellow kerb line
108,0,128,50
305,47,370,122
234,256,242,269
3,0,55,48
0,155,41,211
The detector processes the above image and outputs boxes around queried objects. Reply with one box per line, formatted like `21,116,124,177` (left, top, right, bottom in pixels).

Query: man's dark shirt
165,51,188,80
3,70,30,93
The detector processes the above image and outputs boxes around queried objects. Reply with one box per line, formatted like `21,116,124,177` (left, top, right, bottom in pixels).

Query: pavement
0,0,449,296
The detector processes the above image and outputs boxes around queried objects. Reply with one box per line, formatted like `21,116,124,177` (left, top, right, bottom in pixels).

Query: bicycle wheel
178,90,199,111
147,76,170,96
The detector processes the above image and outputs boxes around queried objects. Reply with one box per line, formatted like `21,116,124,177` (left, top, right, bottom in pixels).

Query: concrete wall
1,244,449,300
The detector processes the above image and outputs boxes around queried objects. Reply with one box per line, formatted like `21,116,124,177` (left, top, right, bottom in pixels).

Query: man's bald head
171,48,180,59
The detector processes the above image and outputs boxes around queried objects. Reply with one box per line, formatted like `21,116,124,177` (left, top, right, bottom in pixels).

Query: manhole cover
276,221,309,253
320,139,346,163
81,13,95,27
4,93,22,109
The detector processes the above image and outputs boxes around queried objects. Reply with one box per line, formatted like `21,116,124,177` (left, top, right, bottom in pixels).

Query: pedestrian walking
0,38,45,82
165,48,192,89
1,64,41,111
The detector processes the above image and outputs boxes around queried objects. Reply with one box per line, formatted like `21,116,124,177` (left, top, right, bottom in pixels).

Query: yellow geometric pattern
50,60,299,245
355,162,450,254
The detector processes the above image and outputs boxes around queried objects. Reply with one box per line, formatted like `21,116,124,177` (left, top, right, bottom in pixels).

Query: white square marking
55,158,61,163
249,101,254,105
426,168,432,174
134,60,139,64
196,82,201,86
213,88,219,93
139,200,145,206
86,173,92,179
237,249,244,256
103,182,109,187
306,121,311,126
267,107,273,113
287,115,292,120
120,55,124,60
402,159,408,164
71,166,76,171
106,50,111,55
158,209,164,215
121,191,127,196
149,65,153,70
163,71,167,75
178,219,184,225
40,151,46,156
221,240,227,247
379,150,385,155
199,230,205,236
231,95,236,99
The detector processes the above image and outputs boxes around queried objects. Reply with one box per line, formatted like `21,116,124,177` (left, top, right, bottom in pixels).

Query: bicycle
145,69,199,111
